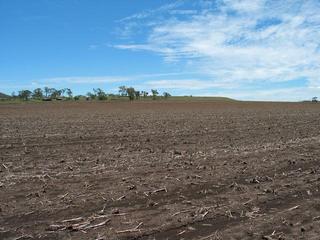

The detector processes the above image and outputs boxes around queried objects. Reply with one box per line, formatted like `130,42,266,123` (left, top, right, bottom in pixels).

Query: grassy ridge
159,96,236,102
0,92,11,99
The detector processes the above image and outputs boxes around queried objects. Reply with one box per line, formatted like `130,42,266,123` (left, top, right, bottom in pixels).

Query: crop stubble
1,101,320,239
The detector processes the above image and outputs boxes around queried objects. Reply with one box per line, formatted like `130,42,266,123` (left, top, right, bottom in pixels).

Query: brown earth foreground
1,101,320,240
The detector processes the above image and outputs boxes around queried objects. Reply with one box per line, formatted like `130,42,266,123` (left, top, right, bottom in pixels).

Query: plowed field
1,101,320,240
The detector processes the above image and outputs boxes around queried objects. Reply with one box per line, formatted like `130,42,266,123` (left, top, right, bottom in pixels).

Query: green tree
74,95,81,101
151,89,159,100
163,92,171,99
93,88,107,100
135,91,140,99
141,91,148,98
126,87,136,101
66,88,73,99
87,91,96,100
56,89,63,98
60,88,66,97
32,88,44,99
18,90,32,101
119,86,127,96
49,88,58,99
44,87,51,98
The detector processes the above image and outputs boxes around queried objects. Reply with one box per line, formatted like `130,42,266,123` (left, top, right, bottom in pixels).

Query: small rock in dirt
263,176,273,182
112,209,120,214
174,150,182,155
309,169,316,174
128,185,136,190
263,188,273,193
261,235,273,240
187,226,196,231
249,178,260,184
147,201,157,207
288,160,296,165
46,224,65,231
313,216,320,221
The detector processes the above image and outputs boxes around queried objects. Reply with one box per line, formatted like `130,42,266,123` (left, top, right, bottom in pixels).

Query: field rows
1,102,320,239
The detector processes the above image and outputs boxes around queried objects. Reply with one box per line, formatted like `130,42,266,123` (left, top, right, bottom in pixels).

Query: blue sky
1,0,320,101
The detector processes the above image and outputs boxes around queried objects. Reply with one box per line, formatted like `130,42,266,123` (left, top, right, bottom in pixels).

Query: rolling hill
0,92,11,99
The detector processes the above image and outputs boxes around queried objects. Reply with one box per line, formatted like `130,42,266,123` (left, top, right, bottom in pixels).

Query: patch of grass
0,99,43,104
108,96,237,102
162,96,237,102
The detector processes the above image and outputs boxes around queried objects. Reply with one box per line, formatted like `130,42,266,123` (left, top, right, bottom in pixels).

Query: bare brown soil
1,101,320,240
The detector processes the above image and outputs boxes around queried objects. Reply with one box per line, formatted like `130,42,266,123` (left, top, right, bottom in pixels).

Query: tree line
14,87,73,101
117,86,170,100
13,86,171,101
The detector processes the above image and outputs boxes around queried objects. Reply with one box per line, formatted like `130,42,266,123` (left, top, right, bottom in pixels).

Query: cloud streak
34,72,202,85
114,0,320,97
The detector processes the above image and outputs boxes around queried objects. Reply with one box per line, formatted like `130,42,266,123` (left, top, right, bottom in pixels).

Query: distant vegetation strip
0,86,236,103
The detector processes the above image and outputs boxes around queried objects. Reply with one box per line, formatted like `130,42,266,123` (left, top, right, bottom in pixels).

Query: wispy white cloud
33,72,199,85
169,10,198,15
223,0,265,13
88,44,99,50
214,86,320,102
138,79,232,90
115,0,320,94
0,81,41,92
29,74,233,96
117,1,184,22
36,76,130,84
